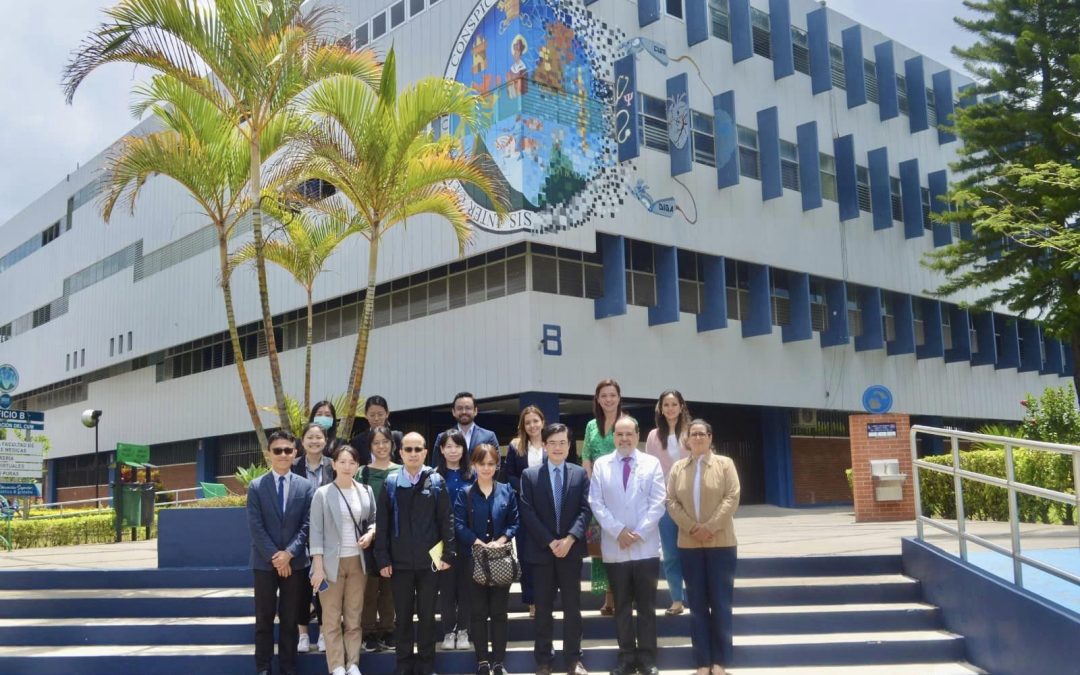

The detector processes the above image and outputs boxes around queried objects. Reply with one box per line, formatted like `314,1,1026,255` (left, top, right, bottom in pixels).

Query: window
725,261,751,322
942,309,953,351
390,1,405,28
66,353,71,371
80,349,85,367
42,222,60,246
677,249,704,315
354,23,369,47
409,0,425,18
666,0,683,19
780,140,800,191
372,12,387,40
709,0,730,41
819,153,837,201
118,333,124,354
881,293,896,343
750,8,771,59
890,176,903,221
128,331,133,351
809,278,828,333
969,314,980,355
856,165,871,212
846,285,863,337
110,337,115,357
912,299,926,346
32,305,51,328
770,270,791,326
692,110,715,167
626,240,656,308
792,27,810,74
0,323,9,344
922,187,932,230
864,59,878,103
897,74,909,115
927,88,938,127
737,125,759,180
530,245,601,300
639,95,668,152
829,43,845,89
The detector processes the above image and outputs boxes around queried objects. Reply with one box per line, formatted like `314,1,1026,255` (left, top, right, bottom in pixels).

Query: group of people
247,383,741,675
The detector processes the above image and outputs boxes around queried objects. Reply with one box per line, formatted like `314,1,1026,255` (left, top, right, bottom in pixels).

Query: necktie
277,475,286,515
553,465,563,533
622,456,632,489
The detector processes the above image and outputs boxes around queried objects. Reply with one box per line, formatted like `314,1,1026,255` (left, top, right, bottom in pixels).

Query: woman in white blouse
309,445,376,675
501,405,545,617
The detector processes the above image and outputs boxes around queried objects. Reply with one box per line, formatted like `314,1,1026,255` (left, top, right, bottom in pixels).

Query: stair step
727,664,986,674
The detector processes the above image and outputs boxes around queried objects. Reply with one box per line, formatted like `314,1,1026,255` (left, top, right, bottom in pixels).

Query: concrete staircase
0,556,986,674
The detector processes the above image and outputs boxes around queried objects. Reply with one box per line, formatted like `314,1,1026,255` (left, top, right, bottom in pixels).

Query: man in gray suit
247,430,316,675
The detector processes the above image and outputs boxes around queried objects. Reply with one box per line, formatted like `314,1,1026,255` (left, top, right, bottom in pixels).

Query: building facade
1,0,1072,506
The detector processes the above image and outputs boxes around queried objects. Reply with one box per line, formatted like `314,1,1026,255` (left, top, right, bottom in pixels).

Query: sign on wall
0,441,44,479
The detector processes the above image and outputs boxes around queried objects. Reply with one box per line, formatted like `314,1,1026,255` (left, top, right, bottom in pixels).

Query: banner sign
614,54,640,163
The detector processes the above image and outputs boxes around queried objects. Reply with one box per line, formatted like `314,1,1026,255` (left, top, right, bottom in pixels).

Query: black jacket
518,461,591,564
374,466,455,572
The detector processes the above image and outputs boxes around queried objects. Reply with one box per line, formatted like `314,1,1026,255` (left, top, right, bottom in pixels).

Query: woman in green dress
580,378,624,615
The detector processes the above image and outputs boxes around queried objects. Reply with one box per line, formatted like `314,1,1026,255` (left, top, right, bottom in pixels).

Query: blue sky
0,0,978,224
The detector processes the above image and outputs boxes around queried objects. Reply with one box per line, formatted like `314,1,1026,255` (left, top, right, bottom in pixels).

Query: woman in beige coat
666,419,740,675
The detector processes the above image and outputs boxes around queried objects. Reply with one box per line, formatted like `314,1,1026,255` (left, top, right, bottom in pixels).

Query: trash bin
117,482,144,528
139,482,156,527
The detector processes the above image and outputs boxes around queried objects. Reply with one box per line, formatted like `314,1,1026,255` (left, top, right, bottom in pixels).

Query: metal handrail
910,425,1080,593
32,486,208,517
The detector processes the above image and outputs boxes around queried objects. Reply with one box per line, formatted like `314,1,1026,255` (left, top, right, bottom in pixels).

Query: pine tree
927,0,1080,400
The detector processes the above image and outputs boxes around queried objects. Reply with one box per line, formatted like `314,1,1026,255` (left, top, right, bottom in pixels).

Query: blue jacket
501,441,539,493
246,471,315,571
453,482,520,558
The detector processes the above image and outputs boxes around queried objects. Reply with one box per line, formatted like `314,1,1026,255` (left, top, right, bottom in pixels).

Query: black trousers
391,567,439,675
607,557,660,668
254,568,304,674
296,565,323,627
470,580,510,663
439,559,472,633
531,557,584,668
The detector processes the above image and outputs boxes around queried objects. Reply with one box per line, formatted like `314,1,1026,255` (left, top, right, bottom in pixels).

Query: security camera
81,409,103,428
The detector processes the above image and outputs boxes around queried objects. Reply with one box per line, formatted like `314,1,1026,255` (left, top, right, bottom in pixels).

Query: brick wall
53,462,199,505
849,414,915,522
792,436,852,505
56,485,110,505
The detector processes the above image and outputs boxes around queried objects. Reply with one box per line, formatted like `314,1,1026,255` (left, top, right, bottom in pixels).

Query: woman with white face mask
309,400,346,458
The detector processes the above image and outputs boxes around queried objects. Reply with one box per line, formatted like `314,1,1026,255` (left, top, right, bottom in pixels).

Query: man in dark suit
247,430,316,675
519,423,592,675
429,391,500,467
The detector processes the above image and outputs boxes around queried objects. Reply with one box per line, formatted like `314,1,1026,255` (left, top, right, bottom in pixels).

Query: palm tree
100,73,296,454
230,202,357,414
286,48,509,439
63,0,380,428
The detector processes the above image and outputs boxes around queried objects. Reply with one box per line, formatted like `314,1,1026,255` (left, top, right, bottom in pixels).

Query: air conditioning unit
797,408,817,426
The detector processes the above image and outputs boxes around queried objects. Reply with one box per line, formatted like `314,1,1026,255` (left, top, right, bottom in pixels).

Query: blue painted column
933,70,957,143
868,147,892,230
971,312,998,367
995,315,1020,370
713,91,740,188
45,459,58,504
1018,321,1042,373
796,122,821,211
807,7,831,94
769,0,794,79
594,233,627,319
834,135,859,221
1042,336,1063,376
648,245,680,326
696,255,728,332
614,54,640,163
668,74,693,176
519,392,560,424
842,25,866,108
905,56,929,133
195,437,219,497
820,278,849,347
854,287,884,352
929,169,951,247
916,299,945,360
958,83,977,109
761,407,794,507
742,263,773,338
886,294,916,356
758,107,783,200
899,158,924,239
944,306,971,363
875,41,899,120
729,0,753,62
686,0,709,46
782,271,812,342
639,0,660,27
1062,343,1076,378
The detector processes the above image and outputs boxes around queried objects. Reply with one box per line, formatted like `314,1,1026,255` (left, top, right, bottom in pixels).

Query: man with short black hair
519,423,592,675
430,392,499,467
248,429,315,675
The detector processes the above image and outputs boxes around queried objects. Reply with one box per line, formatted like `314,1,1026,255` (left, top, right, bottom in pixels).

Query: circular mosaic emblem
0,364,18,394
445,0,625,234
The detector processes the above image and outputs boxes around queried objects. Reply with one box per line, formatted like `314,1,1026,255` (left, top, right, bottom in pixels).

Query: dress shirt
527,443,544,468
271,468,291,505
587,449,666,563
305,460,325,486
403,467,423,485
693,454,705,521
666,434,681,462
458,423,474,448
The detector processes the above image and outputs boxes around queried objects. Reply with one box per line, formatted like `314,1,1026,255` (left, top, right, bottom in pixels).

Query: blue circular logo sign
862,385,893,414
0,364,18,394
0,394,10,409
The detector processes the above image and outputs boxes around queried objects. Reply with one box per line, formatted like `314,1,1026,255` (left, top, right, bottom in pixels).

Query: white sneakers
332,668,347,675
297,633,310,653
346,665,362,675
456,629,472,650
317,632,326,652
442,631,458,650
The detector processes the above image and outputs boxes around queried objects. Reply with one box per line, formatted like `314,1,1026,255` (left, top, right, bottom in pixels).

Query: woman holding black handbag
310,445,376,675
454,444,520,675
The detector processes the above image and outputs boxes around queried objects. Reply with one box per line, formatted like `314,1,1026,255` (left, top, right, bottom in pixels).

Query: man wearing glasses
376,432,456,675
247,430,316,675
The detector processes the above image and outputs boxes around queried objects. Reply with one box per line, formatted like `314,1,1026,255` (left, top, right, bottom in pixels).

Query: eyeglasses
401,446,425,454
270,446,294,455
688,432,710,438
476,462,498,468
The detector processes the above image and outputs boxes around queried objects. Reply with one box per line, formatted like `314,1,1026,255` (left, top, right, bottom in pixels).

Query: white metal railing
31,487,210,517
910,425,1080,592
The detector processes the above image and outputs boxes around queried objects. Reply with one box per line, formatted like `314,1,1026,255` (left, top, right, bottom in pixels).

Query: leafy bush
235,463,269,488
185,495,246,508
8,514,156,549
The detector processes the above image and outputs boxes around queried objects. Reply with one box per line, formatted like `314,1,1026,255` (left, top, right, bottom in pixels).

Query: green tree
925,0,1080,400
64,0,380,429
284,48,509,439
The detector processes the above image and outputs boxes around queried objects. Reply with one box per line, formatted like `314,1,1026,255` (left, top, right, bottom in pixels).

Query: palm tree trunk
250,138,290,429
340,232,380,440
305,288,314,417
218,228,268,459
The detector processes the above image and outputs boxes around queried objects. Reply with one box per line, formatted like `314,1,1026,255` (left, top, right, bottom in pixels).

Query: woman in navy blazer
455,444,520,675
500,406,545,617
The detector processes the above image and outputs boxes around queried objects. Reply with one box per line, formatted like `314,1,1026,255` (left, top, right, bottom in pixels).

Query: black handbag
334,482,377,575
466,486,521,587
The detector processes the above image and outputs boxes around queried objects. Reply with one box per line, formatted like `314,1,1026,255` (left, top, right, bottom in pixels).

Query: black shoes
477,662,491,675
492,664,508,675
363,633,380,652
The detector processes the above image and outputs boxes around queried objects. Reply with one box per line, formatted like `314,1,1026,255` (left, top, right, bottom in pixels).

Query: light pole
81,410,103,505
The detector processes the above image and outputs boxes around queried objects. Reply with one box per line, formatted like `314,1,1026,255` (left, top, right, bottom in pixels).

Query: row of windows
0,180,98,277
351,0,438,49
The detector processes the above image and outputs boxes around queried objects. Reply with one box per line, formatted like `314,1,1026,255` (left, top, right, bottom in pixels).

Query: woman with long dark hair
436,429,476,651
357,426,401,653
580,378,624,615
501,405,545,617
644,390,691,616
310,400,346,457
350,395,404,465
